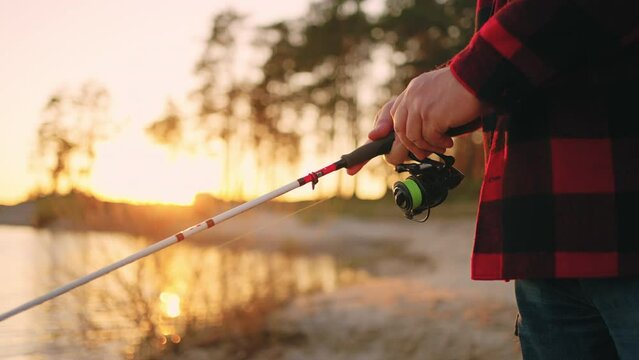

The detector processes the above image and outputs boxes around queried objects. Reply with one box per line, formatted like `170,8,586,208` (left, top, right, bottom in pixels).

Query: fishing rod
0,134,396,322
0,128,468,322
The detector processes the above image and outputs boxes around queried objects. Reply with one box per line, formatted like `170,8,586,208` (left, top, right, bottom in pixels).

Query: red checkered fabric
449,0,639,280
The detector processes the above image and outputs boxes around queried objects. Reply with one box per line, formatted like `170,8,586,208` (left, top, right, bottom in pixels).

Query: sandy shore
1,197,520,359
177,212,521,360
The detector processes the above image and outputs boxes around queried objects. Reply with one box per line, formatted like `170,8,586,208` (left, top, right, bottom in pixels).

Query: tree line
35,0,484,201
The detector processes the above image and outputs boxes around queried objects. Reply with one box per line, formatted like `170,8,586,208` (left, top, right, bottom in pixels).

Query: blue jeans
515,279,639,360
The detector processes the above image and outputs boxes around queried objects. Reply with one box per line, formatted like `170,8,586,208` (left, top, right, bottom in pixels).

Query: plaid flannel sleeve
450,0,638,110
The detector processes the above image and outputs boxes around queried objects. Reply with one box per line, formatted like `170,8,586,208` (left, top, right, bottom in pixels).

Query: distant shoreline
0,201,34,227
0,191,478,242
0,192,211,238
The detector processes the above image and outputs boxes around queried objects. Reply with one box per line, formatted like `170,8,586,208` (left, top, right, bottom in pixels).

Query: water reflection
0,225,367,359
159,292,181,319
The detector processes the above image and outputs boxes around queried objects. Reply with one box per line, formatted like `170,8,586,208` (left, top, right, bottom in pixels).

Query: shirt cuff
449,29,533,111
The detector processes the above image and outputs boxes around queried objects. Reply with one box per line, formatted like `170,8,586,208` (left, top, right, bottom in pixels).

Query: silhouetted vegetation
146,100,184,149
33,81,114,195
143,0,483,200
28,1,483,203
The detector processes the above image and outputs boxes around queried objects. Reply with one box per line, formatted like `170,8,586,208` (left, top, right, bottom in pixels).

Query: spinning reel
392,153,464,222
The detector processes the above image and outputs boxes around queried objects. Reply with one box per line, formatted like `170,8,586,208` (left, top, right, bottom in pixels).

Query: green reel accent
403,178,423,209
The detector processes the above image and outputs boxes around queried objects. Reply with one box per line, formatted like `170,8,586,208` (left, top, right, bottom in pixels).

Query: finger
347,162,366,176
390,93,403,117
405,143,429,160
412,122,446,154
368,115,393,140
384,138,410,165
429,132,454,149
398,134,430,160
423,123,454,149
391,102,408,140
405,109,423,150
379,98,396,119
370,101,395,138
413,139,444,155
404,112,444,155
395,119,422,159
393,108,430,160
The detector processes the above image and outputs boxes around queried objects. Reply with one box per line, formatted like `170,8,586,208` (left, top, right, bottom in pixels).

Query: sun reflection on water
14,229,369,359
159,291,181,318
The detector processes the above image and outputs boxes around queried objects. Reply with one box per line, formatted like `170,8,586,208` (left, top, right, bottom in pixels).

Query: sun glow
0,0,395,207
159,291,181,318
88,127,223,205
85,126,388,205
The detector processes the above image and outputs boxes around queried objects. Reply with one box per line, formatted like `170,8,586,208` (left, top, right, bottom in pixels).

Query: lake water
0,225,363,359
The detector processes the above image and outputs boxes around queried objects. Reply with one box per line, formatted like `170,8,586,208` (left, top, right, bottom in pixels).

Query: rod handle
339,121,480,167
340,133,395,167
446,119,482,137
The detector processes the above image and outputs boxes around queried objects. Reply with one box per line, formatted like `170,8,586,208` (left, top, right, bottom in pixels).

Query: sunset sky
0,0,388,205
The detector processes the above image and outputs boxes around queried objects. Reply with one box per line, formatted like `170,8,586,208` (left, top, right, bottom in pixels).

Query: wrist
447,67,488,119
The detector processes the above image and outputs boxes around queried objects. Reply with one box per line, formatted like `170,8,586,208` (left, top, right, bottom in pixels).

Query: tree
146,100,184,148
34,82,113,194
255,0,375,197
191,10,255,199
378,0,482,182
379,0,475,92
149,1,483,200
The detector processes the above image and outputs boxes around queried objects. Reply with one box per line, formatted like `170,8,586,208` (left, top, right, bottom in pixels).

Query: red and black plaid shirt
449,0,639,280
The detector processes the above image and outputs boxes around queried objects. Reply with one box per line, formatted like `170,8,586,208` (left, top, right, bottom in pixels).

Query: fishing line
0,135,395,322
0,127,468,323
214,196,334,250
0,128,470,322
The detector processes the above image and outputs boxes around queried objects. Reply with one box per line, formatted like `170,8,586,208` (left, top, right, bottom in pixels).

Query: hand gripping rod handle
339,122,478,168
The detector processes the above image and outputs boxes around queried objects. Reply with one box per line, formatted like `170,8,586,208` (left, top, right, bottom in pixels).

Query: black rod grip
340,133,395,168
446,119,482,137
339,121,480,168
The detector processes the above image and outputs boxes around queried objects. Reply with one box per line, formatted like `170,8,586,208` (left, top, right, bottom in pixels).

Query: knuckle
379,114,392,125
406,78,417,90
384,100,394,112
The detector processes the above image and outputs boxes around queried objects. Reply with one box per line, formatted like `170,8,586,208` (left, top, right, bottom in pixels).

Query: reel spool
392,153,464,222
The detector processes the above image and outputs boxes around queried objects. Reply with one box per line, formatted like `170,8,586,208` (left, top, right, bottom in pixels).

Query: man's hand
347,67,482,175
391,67,482,160
346,99,410,175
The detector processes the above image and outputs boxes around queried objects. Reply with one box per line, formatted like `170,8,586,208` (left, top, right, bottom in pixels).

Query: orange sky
0,0,388,205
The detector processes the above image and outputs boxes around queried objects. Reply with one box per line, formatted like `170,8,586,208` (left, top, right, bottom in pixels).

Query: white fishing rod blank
0,135,395,322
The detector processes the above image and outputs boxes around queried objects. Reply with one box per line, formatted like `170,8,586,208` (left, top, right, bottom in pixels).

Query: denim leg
581,278,639,360
515,279,618,360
